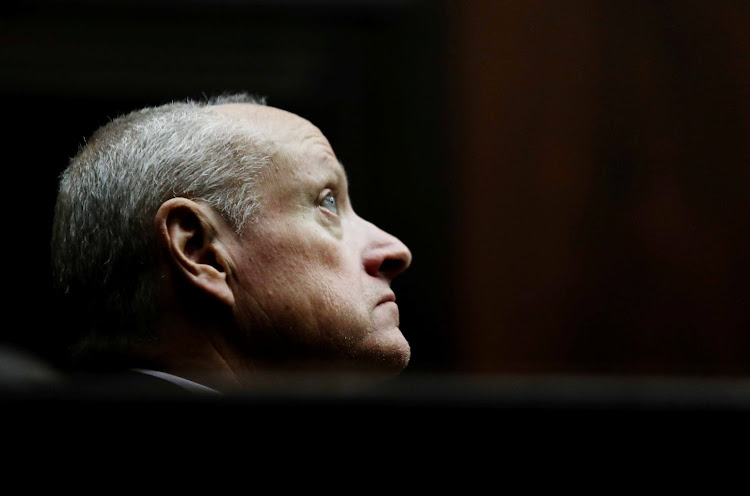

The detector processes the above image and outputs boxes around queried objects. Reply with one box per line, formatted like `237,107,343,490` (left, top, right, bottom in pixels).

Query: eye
320,191,338,215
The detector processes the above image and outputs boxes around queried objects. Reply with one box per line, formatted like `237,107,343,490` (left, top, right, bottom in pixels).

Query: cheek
237,225,365,323
283,251,365,320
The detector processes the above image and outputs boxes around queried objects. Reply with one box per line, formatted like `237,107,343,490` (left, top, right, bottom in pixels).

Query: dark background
3,0,750,386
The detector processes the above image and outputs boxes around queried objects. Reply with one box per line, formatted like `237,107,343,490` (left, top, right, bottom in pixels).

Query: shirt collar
130,368,222,394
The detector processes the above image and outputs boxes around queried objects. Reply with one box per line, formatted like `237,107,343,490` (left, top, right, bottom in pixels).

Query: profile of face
211,104,412,376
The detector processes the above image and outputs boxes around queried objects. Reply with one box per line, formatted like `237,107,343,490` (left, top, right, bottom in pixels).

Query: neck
141,312,247,393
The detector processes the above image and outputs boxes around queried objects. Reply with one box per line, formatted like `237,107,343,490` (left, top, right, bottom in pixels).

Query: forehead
209,103,344,177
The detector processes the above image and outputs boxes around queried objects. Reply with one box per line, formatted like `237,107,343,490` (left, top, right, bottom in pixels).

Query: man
51,93,412,395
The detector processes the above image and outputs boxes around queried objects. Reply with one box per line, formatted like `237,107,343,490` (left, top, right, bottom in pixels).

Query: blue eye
321,192,338,214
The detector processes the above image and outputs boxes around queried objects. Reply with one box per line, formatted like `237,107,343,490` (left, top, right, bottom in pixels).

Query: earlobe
155,198,235,308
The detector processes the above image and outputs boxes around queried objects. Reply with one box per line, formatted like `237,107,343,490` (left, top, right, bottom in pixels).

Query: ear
154,198,235,308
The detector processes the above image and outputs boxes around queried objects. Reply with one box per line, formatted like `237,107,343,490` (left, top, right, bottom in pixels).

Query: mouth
377,292,397,306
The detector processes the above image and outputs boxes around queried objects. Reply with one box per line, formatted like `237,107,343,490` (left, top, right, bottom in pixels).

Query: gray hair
51,93,269,367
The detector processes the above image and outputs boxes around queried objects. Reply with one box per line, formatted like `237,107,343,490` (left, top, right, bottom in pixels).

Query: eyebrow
321,157,349,186
337,160,350,184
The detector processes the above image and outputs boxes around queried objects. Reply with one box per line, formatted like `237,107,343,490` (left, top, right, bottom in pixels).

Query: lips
377,292,396,306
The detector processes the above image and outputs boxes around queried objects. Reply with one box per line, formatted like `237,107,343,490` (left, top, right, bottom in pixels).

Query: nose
362,221,412,281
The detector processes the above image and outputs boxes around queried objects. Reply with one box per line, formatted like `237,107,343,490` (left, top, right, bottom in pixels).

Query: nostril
379,258,406,276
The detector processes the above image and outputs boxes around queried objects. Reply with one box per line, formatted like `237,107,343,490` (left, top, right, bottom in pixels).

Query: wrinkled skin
213,104,413,376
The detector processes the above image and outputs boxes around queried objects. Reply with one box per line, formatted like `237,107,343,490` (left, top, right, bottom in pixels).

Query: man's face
214,104,412,375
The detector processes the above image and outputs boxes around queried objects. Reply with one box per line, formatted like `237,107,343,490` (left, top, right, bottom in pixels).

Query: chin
379,349,411,377
358,330,411,376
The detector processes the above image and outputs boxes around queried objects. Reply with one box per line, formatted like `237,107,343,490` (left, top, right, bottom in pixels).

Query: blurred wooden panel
449,1,750,374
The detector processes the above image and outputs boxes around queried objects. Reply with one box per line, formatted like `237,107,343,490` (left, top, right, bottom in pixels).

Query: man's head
51,94,412,386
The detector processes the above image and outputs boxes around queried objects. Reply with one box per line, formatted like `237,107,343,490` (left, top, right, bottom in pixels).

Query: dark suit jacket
66,369,214,399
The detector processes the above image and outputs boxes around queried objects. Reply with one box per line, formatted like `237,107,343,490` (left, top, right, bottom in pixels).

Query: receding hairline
208,102,295,119
206,103,325,144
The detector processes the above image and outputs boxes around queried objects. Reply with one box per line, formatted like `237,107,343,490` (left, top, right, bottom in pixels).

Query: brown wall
449,1,750,375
